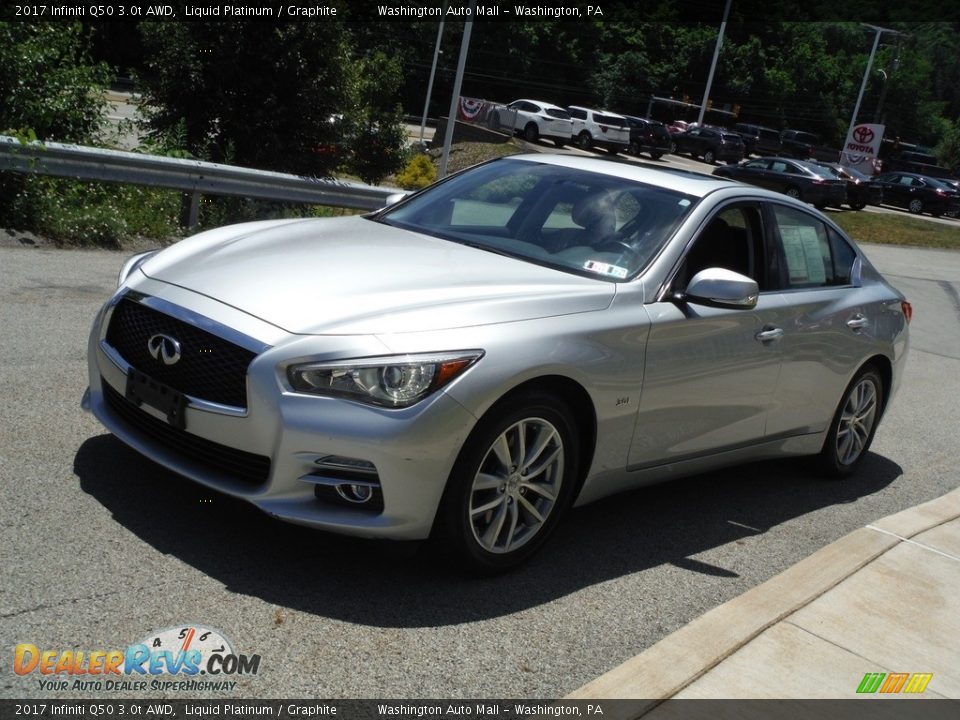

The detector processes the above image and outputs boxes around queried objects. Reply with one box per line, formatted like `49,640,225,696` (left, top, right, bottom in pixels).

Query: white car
567,106,631,154
489,99,572,146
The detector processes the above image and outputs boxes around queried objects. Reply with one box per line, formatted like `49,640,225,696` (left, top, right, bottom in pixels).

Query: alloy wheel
468,417,564,554
836,377,879,466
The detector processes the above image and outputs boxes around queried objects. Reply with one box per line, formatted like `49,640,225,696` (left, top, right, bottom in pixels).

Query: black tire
554,138,566,148
435,392,580,572
815,203,828,210
908,198,923,215
785,186,801,200
703,149,716,165
849,201,866,211
629,141,641,156
577,132,592,150
606,146,620,155
524,123,539,142
650,151,663,160
818,365,884,478
669,140,678,154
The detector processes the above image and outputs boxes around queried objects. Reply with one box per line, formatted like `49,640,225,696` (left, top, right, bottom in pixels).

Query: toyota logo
147,334,182,365
853,126,875,144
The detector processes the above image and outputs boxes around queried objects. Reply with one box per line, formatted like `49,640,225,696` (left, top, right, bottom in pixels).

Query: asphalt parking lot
1,239,959,700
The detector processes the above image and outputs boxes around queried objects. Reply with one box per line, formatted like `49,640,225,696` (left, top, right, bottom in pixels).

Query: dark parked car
780,130,820,159
624,116,672,159
872,172,960,217
713,157,847,208
812,162,884,211
673,126,745,164
734,123,783,156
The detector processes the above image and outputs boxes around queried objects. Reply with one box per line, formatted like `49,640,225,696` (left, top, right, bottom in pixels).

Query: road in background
1,238,958,700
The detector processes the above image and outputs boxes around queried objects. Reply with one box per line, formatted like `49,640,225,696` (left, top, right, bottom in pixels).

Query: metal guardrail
0,135,399,223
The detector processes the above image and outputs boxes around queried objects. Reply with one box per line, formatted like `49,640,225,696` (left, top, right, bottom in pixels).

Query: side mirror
383,192,410,208
683,268,759,309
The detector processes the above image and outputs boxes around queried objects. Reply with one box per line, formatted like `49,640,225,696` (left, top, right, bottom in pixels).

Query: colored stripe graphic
904,673,933,694
857,672,933,694
857,673,886,694
880,673,909,693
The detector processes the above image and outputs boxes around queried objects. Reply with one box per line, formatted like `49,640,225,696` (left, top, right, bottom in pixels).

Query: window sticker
780,225,826,284
584,260,629,279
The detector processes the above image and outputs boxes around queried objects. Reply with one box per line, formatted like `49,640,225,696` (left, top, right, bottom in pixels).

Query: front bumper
83,292,478,541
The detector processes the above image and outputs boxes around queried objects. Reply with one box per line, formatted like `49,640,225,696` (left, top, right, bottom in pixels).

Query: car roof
514,99,565,111
503,154,737,197
568,105,627,118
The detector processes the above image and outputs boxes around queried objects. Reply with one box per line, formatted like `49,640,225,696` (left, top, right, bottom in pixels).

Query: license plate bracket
125,368,187,430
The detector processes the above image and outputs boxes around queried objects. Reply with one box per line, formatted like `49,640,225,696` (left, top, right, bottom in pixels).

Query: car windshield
375,159,697,281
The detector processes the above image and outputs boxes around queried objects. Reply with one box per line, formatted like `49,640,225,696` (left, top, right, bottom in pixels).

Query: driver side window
673,205,766,292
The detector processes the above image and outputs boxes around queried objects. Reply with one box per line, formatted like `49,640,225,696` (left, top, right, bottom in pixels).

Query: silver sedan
83,155,911,570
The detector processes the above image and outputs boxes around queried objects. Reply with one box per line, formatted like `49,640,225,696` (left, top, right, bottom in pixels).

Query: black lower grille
103,379,270,486
105,299,255,408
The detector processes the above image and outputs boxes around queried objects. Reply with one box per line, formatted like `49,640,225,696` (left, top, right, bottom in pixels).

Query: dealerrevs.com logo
13,625,261,692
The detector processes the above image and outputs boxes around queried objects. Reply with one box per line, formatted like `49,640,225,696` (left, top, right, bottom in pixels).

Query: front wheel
554,138,566,148
849,201,866,211
703,149,716,164
650,151,663,160
785,186,801,199
524,123,539,142
818,366,884,478
436,393,580,572
909,198,924,214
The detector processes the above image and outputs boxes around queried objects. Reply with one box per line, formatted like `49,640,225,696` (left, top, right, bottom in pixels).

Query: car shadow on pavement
75,433,902,628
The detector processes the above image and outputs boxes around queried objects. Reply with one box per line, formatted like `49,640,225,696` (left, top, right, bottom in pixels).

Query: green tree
0,22,110,142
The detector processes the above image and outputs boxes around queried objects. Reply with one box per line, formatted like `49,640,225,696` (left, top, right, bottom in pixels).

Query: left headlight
287,351,483,408
117,250,159,287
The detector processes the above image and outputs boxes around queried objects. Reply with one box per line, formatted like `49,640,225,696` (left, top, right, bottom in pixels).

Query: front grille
103,379,270,486
106,299,256,408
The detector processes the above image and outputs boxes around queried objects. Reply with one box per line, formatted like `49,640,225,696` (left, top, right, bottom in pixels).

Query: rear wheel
818,366,884,478
554,138,566,148
849,201,866,211
669,140,678,154
703,149,716,165
577,131,592,150
629,141,641,156
436,393,580,572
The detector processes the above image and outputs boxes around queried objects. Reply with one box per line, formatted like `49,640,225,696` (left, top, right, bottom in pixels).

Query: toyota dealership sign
841,123,885,176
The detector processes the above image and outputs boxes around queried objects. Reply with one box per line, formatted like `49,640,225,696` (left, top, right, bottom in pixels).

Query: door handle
755,327,784,343
847,314,869,331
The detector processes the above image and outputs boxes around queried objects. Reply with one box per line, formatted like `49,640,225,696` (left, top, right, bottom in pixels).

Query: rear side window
596,114,626,127
568,108,587,120
545,108,571,120
771,206,854,288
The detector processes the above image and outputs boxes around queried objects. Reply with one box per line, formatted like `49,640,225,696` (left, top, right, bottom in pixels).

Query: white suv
567,106,630,154
489,99,573,147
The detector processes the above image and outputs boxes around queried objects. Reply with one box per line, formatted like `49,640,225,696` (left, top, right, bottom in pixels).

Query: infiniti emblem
147,334,182,365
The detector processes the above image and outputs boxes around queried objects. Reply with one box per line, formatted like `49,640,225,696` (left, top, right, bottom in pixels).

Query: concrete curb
566,485,960,711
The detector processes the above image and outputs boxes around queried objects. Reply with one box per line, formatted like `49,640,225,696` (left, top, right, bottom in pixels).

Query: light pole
439,0,477,179
844,25,904,144
419,5,447,147
697,0,732,126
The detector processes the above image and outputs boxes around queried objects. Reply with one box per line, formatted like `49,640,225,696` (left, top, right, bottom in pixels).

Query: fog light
336,484,374,504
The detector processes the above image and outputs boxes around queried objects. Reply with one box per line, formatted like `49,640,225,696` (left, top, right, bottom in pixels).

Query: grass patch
825,209,960,249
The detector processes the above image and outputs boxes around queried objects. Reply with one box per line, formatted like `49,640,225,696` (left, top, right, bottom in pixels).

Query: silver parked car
83,155,911,570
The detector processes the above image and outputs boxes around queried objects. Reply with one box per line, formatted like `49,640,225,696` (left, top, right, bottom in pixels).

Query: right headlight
117,250,158,287
287,351,483,408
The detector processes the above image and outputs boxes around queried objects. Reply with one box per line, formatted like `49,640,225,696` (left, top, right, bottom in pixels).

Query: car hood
140,216,616,335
